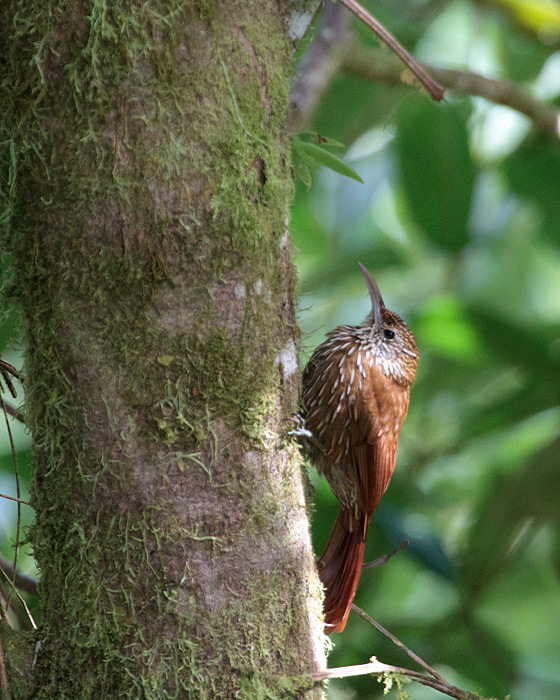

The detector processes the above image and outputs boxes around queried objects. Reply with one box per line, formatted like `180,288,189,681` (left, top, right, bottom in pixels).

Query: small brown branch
343,44,560,139
0,402,22,613
362,539,409,569
337,0,445,101
0,565,37,630
313,657,407,680
0,359,21,398
0,359,24,423
312,658,491,699
429,64,560,138
351,604,446,683
0,556,37,596
0,494,31,507
0,587,32,631
289,3,352,131
0,400,25,425
312,604,497,697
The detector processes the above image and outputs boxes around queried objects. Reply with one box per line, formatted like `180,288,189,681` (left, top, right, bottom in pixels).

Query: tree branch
351,604,446,683
362,539,409,569
311,604,499,699
0,556,37,596
0,359,21,398
0,358,24,423
289,3,351,131
312,659,494,699
0,400,25,425
337,0,445,101
343,44,560,139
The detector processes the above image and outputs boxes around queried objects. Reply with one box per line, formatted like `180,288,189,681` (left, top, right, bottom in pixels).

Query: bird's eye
384,329,395,340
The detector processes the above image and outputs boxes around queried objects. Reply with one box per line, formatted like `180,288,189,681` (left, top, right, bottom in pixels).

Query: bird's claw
286,415,326,453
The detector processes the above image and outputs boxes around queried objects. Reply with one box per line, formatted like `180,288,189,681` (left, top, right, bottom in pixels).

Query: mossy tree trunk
0,1,326,698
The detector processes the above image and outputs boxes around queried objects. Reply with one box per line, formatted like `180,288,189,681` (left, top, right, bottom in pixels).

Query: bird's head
358,263,419,386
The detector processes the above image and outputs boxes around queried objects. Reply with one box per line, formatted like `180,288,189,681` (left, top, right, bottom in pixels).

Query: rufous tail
318,511,370,634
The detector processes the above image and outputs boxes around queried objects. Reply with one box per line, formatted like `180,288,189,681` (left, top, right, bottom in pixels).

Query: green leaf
292,137,320,170
416,296,485,363
293,159,312,190
505,135,560,242
294,141,364,183
396,96,475,251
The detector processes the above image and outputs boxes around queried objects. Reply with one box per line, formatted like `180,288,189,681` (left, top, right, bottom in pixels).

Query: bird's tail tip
318,511,369,634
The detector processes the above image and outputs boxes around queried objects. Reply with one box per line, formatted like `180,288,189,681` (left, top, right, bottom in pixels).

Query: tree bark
0,1,325,698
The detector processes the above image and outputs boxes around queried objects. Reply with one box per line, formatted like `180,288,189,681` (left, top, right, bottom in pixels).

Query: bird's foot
286,413,311,438
286,415,326,453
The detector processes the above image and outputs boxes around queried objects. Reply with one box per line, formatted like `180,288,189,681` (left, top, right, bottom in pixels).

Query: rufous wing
349,377,399,518
353,439,397,518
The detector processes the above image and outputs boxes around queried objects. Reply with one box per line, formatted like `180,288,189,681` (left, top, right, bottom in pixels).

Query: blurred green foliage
292,1,560,699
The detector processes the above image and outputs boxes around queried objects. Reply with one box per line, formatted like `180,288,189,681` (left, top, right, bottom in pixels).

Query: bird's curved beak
358,263,385,326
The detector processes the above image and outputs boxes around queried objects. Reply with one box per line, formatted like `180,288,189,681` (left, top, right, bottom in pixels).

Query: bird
301,263,419,633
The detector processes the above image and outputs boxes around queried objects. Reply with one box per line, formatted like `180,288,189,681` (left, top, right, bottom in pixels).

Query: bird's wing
349,377,399,520
352,439,397,521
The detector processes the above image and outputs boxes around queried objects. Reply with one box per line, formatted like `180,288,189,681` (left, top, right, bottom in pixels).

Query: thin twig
312,658,487,699
0,359,21,397
0,587,31,631
362,539,409,569
430,64,560,138
313,657,409,680
0,400,25,424
0,555,37,595
0,565,37,631
0,493,31,507
343,44,560,139
0,401,21,611
337,0,445,101
351,604,446,683
313,596,492,697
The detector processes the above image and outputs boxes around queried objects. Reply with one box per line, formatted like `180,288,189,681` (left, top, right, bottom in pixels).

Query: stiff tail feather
318,511,370,634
